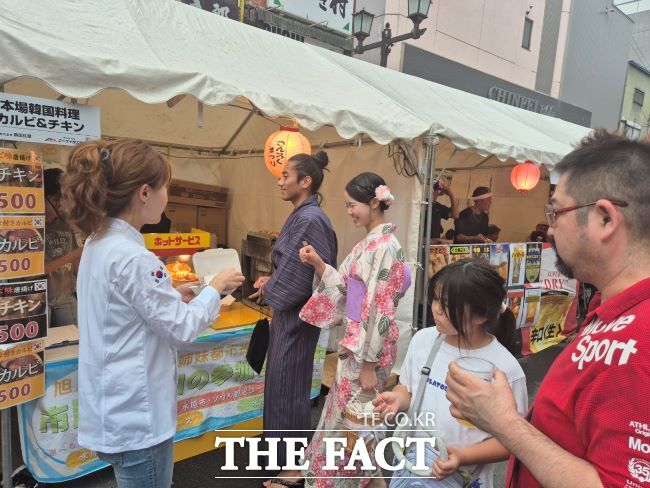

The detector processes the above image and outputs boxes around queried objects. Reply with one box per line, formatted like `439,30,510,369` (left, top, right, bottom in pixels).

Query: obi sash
345,264,412,322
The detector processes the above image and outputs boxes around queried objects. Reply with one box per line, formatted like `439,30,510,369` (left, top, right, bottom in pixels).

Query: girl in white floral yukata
264,172,411,488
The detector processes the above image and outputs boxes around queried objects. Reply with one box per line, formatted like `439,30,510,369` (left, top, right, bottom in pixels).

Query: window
633,88,645,107
522,18,533,50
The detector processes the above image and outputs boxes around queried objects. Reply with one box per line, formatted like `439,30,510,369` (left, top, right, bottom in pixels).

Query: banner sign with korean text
0,93,100,146
429,243,577,355
0,280,47,346
175,325,327,441
17,324,329,483
0,216,45,278
0,149,44,214
18,357,107,483
267,0,352,33
0,340,45,409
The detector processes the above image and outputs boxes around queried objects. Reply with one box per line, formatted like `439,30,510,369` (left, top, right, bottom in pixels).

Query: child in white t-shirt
374,258,528,488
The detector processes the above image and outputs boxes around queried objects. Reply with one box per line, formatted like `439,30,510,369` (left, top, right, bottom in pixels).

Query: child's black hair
428,258,516,353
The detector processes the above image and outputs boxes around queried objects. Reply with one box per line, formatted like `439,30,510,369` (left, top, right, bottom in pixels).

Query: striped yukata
263,195,338,467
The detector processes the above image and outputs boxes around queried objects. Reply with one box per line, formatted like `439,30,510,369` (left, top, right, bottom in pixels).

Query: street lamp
407,0,431,28
352,1,431,68
352,8,375,45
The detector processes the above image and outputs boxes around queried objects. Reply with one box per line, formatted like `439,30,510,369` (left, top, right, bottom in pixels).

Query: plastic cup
453,357,495,428
455,357,495,381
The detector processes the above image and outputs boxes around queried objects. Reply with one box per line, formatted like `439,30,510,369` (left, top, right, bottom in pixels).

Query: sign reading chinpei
267,0,352,34
0,93,100,146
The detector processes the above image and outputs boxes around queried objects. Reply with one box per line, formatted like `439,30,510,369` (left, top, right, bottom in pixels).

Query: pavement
14,343,566,488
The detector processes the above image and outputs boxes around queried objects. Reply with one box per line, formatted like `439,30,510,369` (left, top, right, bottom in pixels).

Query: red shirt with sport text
507,278,650,488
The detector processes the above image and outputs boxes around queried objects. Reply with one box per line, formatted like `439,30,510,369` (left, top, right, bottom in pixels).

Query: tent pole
1,408,12,488
219,110,256,155
412,130,439,331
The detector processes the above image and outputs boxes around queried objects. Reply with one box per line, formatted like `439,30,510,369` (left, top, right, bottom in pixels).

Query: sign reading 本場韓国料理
0,93,100,146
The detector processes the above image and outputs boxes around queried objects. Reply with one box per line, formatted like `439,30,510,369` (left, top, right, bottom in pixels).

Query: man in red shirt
445,129,650,487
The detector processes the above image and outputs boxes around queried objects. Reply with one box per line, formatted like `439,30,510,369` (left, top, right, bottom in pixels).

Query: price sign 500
0,254,43,279
0,192,39,212
0,383,32,404
0,322,41,345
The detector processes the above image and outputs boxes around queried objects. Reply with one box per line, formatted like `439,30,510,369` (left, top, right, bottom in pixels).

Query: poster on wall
489,243,509,281
428,245,449,278
524,243,542,284
0,149,44,214
0,93,100,146
508,243,527,287
0,216,45,279
266,0,352,33
0,340,45,409
0,280,48,346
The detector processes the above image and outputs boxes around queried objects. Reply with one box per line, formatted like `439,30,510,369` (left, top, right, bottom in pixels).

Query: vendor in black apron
454,186,492,243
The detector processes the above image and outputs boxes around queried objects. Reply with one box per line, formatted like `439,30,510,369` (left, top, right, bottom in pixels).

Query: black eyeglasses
544,199,628,226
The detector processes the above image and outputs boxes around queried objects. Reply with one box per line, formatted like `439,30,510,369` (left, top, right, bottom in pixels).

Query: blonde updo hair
61,138,171,238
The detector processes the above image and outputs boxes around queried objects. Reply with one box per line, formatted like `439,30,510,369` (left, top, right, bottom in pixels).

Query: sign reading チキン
0,149,44,214
0,216,45,279
267,0,352,33
0,280,48,346
0,93,100,146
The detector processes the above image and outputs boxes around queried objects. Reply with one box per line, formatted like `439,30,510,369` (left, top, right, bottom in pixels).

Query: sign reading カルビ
0,340,45,409
0,280,48,346
0,216,45,279
0,93,100,146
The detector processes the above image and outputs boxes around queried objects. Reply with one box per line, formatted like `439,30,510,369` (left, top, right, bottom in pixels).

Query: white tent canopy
0,0,591,168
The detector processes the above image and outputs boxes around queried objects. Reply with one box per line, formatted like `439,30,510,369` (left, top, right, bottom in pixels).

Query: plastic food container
191,249,242,295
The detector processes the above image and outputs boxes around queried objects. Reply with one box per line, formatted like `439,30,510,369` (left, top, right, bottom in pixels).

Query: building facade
354,0,634,128
620,60,650,139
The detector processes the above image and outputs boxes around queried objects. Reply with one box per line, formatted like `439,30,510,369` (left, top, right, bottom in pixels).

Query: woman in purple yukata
265,173,411,488
250,151,338,470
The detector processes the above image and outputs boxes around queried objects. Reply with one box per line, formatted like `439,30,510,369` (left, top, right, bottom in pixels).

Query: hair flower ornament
375,185,395,207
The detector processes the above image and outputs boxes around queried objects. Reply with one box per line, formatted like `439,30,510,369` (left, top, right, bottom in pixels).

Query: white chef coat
76,218,221,453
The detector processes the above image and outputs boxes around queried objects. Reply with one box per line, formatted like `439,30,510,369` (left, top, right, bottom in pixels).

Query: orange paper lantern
511,161,541,193
264,126,311,178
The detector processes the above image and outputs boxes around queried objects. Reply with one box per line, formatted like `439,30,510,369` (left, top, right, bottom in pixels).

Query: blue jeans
96,437,174,488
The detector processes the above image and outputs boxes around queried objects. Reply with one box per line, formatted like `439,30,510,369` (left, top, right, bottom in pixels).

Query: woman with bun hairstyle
250,151,338,468
265,172,411,488
61,139,245,488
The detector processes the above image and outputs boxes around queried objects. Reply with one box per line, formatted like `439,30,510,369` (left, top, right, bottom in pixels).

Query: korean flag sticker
148,264,169,287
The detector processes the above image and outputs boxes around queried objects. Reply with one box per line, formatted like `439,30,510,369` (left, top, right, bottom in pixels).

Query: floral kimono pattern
299,223,411,487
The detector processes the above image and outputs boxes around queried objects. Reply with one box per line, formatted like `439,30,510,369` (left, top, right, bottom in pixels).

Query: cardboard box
197,206,227,246
166,203,197,233
168,179,228,208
